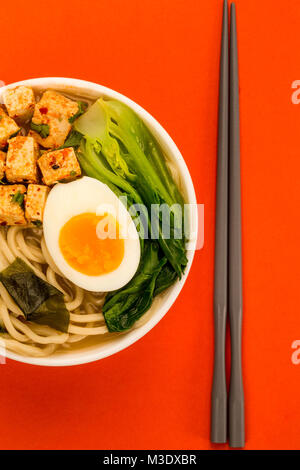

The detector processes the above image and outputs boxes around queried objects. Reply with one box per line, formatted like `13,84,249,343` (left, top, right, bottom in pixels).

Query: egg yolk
59,212,125,276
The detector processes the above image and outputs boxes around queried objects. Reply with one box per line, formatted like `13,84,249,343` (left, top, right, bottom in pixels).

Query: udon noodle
0,225,163,357
0,226,109,357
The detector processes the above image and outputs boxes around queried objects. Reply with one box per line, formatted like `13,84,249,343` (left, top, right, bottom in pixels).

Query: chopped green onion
11,191,24,207
30,122,50,139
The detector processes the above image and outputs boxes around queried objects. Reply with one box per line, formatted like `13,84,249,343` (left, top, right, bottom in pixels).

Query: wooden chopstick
211,0,229,445
228,2,245,448
211,1,245,448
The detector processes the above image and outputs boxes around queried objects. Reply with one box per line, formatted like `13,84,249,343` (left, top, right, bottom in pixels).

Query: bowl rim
0,77,198,367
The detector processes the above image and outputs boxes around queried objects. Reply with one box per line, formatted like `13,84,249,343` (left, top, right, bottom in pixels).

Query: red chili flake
0,222,7,226
37,188,40,191
39,107,48,114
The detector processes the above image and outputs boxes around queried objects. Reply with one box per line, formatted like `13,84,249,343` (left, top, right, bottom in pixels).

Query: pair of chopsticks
211,1,245,448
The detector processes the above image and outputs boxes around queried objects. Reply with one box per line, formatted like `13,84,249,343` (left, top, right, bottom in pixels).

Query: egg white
43,176,141,292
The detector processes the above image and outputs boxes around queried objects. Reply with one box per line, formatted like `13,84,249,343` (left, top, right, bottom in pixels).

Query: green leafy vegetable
69,101,88,124
30,122,50,139
154,262,178,297
11,191,24,207
75,98,187,277
103,243,166,331
0,258,69,332
74,98,187,331
58,129,83,149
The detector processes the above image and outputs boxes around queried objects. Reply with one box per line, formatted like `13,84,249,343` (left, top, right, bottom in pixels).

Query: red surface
1,0,300,450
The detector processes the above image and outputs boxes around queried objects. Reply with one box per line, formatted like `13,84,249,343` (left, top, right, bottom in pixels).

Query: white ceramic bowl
0,77,197,366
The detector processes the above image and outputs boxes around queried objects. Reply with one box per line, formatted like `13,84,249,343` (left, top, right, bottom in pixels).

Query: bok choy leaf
75,98,187,276
74,98,188,332
103,243,166,331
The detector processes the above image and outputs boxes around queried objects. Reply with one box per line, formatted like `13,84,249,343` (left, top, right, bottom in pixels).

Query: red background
1,0,300,450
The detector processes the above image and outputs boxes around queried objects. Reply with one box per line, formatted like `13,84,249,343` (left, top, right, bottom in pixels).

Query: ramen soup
0,86,187,357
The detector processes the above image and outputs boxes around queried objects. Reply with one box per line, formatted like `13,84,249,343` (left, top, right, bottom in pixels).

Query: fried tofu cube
3,86,35,122
6,136,39,183
0,185,26,226
0,106,20,149
27,129,40,145
25,184,49,225
0,151,6,180
30,91,79,149
38,147,81,185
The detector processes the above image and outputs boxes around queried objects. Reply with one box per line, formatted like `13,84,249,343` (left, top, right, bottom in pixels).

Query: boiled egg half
43,176,141,291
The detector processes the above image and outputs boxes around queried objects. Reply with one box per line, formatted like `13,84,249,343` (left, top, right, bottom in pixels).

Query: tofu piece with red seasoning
0,151,6,180
38,147,81,185
0,106,20,149
30,91,79,149
25,184,49,225
6,136,39,183
3,86,35,122
0,185,26,226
